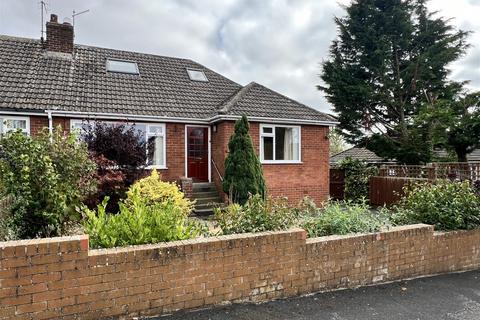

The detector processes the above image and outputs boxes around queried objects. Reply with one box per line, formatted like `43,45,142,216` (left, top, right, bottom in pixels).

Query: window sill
261,161,303,165
146,165,168,170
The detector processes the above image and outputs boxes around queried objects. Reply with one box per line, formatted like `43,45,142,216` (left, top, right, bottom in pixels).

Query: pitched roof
330,147,394,164
433,149,480,162
0,35,335,124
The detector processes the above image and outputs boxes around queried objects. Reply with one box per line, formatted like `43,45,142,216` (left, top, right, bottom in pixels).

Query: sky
0,0,479,114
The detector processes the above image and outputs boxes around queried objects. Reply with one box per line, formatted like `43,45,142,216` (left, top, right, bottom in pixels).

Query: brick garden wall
212,121,330,204
1,224,480,319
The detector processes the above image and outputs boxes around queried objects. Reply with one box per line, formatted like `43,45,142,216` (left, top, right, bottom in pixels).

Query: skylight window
186,68,208,82
106,59,139,74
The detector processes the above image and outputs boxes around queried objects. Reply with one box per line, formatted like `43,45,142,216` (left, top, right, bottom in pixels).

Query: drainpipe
46,110,53,141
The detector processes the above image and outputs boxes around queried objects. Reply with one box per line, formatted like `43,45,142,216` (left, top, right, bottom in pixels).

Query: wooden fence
378,162,480,180
329,168,345,200
370,162,480,206
369,176,427,206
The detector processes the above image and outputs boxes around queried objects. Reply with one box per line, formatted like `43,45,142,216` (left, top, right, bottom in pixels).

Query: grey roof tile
0,35,334,123
330,147,393,164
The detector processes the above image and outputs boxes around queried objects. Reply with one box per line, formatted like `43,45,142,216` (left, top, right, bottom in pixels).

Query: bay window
0,116,29,135
70,120,166,168
260,124,300,163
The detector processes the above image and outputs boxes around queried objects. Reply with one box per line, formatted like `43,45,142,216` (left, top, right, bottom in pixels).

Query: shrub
126,170,193,215
0,130,96,238
214,194,296,234
300,199,389,237
338,157,378,201
83,191,205,249
83,154,127,212
388,180,480,230
223,116,266,204
81,121,151,210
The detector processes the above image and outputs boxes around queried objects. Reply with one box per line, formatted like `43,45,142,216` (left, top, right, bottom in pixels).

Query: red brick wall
211,121,330,205
1,224,480,319
159,123,185,181
29,116,70,136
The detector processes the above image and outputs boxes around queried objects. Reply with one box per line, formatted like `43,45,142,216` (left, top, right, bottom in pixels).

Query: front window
146,125,165,167
260,124,300,163
1,116,29,135
70,120,166,168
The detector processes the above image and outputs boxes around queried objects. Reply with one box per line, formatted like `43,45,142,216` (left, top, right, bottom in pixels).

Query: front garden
0,117,479,249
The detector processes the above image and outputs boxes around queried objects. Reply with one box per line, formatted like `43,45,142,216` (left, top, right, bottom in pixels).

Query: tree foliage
420,90,480,162
338,157,378,201
0,129,96,239
329,129,347,156
223,116,266,204
320,0,470,164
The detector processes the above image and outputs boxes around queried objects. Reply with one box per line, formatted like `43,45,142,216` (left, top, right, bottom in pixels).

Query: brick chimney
46,14,74,54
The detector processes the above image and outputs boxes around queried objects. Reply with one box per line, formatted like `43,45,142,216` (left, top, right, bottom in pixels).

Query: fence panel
369,176,428,206
329,168,345,200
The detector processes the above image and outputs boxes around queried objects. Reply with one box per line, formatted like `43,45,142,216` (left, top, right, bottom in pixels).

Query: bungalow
0,14,337,210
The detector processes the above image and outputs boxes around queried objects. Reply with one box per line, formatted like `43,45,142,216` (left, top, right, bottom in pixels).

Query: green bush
126,169,193,215
83,190,206,249
214,194,296,235
223,116,266,204
388,180,480,230
300,199,389,237
338,157,378,201
0,129,96,239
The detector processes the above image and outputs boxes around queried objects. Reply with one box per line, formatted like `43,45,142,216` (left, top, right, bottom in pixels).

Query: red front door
187,127,209,182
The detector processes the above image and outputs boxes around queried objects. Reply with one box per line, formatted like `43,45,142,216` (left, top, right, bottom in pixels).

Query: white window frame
70,120,167,169
260,124,301,164
1,116,30,135
186,68,208,82
145,123,167,169
106,58,140,75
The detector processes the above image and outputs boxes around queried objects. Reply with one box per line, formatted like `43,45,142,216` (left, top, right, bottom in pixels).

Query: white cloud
0,0,479,113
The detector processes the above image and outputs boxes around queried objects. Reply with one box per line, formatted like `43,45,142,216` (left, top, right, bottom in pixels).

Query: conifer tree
320,0,470,164
223,116,266,204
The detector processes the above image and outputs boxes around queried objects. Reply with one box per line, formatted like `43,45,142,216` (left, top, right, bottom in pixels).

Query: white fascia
44,110,339,127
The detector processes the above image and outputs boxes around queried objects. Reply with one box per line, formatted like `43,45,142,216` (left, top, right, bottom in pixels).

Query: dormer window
186,68,208,82
106,59,139,75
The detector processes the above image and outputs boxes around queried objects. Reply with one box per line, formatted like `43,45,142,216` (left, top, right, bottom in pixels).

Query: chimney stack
46,14,74,54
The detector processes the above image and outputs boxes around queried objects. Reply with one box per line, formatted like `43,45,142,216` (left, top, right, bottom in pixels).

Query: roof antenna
72,8,90,35
40,0,48,44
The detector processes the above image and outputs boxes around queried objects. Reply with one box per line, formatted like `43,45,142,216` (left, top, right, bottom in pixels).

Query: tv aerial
72,9,90,28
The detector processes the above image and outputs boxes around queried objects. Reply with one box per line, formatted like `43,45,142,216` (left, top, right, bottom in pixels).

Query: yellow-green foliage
126,170,193,215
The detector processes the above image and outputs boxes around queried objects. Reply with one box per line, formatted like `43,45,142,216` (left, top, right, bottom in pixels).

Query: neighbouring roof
0,35,336,124
433,149,480,162
331,147,480,164
330,147,393,164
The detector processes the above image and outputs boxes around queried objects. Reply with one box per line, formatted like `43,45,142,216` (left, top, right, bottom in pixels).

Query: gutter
43,110,339,127
0,109,339,127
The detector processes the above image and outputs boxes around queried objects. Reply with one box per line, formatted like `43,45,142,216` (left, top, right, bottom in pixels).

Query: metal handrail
211,159,224,182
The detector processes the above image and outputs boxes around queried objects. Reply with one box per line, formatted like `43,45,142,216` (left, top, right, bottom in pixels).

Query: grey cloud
0,0,479,113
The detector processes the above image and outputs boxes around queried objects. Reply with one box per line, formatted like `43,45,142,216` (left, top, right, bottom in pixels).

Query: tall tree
223,116,266,204
320,0,470,164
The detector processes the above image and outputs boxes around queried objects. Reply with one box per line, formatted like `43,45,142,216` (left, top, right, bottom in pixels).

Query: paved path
159,270,480,320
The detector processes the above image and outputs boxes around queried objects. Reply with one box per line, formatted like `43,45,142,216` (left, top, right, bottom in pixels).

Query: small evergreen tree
223,116,266,204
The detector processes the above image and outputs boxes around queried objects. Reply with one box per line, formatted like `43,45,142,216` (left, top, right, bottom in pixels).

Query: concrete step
192,191,219,199
194,197,222,205
192,182,216,193
193,202,225,216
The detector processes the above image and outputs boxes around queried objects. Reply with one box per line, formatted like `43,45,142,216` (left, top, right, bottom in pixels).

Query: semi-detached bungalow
0,14,337,210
